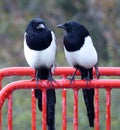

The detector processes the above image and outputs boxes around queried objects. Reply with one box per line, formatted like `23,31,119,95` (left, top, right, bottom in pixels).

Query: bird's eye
64,23,71,31
32,23,37,28
64,23,69,27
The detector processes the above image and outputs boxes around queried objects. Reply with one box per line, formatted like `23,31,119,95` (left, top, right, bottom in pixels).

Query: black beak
56,24,66,29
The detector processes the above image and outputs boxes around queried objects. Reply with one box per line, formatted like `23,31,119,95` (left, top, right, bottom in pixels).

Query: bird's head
56,21,81,32
26,18,48,32
57,21,90,38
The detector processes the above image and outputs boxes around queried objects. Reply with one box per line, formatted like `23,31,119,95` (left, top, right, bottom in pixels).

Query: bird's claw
84,77,91,87
47,77,56,87
66,68,77,86
31,77,41,86
67,76,75,86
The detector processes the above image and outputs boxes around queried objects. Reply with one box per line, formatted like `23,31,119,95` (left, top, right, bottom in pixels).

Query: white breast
64,36,98,69
24,31,56,69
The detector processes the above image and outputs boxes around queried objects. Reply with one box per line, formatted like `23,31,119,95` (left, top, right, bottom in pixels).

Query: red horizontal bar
0,67,120,78
0,79,120,109
55,67,120,76
0,67,34,77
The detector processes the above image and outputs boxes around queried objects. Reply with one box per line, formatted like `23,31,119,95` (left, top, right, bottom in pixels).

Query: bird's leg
82,71,91,86
86,71,90,85
31,69,40,85
47,69,56,86
35,69,41,86
67,68,77,85
95,63,99,79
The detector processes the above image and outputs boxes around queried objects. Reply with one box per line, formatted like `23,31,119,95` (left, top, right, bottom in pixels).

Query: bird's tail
82,88,94,127
34,67,56,130
80,67,95,127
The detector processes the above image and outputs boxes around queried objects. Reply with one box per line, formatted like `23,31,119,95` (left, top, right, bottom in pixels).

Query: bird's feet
47,76,56,87
84,77,91,86
47,69,56,87
31,77,41,86
67,75,75,86
67,68,77,86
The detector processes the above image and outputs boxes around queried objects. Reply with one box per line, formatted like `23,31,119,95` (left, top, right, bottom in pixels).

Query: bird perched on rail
57,21,99,127
24,18,56,130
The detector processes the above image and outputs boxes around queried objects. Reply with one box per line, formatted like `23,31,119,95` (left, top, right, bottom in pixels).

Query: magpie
24,18,56,130
57,21,99,127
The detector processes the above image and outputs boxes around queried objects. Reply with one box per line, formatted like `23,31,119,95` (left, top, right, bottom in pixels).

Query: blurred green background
1,0,120,129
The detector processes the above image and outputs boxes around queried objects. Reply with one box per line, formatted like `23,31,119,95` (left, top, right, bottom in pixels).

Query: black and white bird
24,18,56,130
57,21,99,127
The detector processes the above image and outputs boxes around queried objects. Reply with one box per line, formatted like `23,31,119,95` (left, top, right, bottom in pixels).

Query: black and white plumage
24,18,56,130
57,21,99,127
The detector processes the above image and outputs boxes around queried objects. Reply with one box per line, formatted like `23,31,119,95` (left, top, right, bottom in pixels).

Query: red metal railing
0,67,120,130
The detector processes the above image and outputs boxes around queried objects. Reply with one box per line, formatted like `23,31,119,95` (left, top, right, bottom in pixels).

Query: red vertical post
94,89,100,130
73,89,78,130
31,89,36,130
62,89,67,130
106,89,111,130
8,94,12,130
0,78,2,130
42,89,47,130
0,108,2,130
